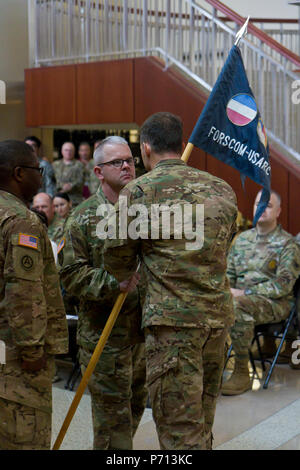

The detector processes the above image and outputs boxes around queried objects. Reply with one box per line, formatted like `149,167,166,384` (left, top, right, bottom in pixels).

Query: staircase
29,0,300,163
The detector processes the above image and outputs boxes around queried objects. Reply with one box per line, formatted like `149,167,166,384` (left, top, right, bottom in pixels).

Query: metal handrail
29,0,300,161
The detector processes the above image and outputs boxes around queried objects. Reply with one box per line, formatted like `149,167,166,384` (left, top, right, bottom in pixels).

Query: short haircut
61,141,75,149
53,192,70,202
93,136,129,165
33,192,53,203
257,189,281,207
24,135,42,148
79,141,91,148
0,140,35,183
140,112,183,155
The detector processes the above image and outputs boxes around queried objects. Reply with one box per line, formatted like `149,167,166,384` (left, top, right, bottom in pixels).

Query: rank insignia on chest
18,233,38,250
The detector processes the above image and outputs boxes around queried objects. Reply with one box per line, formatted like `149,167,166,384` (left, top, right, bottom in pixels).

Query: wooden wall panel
76,59,134,124
134,57,208,171
289,173,300,236
268,157,289,230
25,65,76,126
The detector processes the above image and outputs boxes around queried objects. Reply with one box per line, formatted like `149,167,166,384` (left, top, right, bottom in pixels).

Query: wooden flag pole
52,291,127,450
52,143,195,450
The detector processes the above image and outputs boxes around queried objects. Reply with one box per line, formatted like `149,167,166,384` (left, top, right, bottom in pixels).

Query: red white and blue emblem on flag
188,45,271,226
226,93,257,126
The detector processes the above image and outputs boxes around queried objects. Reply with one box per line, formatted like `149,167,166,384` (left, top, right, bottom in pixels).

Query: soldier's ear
143,142,151,157
94,165,103,181
13,166,23,183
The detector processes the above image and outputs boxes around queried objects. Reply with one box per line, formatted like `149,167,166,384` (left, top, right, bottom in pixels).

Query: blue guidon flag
189,45,271,226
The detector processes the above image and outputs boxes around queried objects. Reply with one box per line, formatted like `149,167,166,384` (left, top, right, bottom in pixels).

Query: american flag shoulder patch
57,238,65,254
18,233,39,250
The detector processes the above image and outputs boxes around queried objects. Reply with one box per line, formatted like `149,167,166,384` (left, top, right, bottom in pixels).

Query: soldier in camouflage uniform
25,136,57,197
104,113,238,450
32,192,65,245
53,142,85,207
222,190,300,395
0,140,68,450
59,136,147,450
78,142,95,198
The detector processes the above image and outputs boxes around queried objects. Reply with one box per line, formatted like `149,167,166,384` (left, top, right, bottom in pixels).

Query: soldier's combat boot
252,336,277,360
222,358,252,396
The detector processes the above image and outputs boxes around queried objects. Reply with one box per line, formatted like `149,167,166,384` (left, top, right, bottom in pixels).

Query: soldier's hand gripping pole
52,143,195,450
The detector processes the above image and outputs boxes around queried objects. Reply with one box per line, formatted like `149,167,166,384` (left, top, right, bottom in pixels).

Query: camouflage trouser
80,342,147,450
145,325,228,450
231,294,289,360
0,397,51,450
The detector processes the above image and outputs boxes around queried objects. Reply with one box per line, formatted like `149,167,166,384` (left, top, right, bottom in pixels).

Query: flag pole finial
234,16,250,46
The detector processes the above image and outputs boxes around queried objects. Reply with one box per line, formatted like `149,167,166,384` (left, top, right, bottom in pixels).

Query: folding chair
253,276,300,389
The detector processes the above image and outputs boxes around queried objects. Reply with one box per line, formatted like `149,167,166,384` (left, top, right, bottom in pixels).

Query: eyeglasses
18,165,44,175
97,157,134,169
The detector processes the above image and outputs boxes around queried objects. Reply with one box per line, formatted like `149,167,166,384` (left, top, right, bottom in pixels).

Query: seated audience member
53,142,84,207
25,135,57,197
53,192,73,220
32,192,64,245
222,190,300,396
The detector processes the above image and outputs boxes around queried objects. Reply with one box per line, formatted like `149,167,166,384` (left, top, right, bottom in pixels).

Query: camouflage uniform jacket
227,224,300,312
59,186,144,351
48,213,65,245
104,159,238,330
38,158,57,197
53,159,85,206
0,190,68,409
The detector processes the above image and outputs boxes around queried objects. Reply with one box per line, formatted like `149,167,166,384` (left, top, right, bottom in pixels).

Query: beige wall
0,0,29,141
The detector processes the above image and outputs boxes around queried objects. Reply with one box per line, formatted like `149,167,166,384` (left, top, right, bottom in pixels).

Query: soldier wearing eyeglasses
0,140,68,449
58,136,147,450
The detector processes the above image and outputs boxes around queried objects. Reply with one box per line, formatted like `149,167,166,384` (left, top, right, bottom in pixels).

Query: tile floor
51,358,300,451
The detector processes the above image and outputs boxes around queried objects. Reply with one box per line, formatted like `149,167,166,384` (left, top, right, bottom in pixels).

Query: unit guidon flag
189,45,271,226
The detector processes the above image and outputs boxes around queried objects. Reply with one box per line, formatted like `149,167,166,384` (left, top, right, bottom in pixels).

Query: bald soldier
104,112,238,450
0,140,68,449
222,190,300,395
59,136,147,450
32,192,65,245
